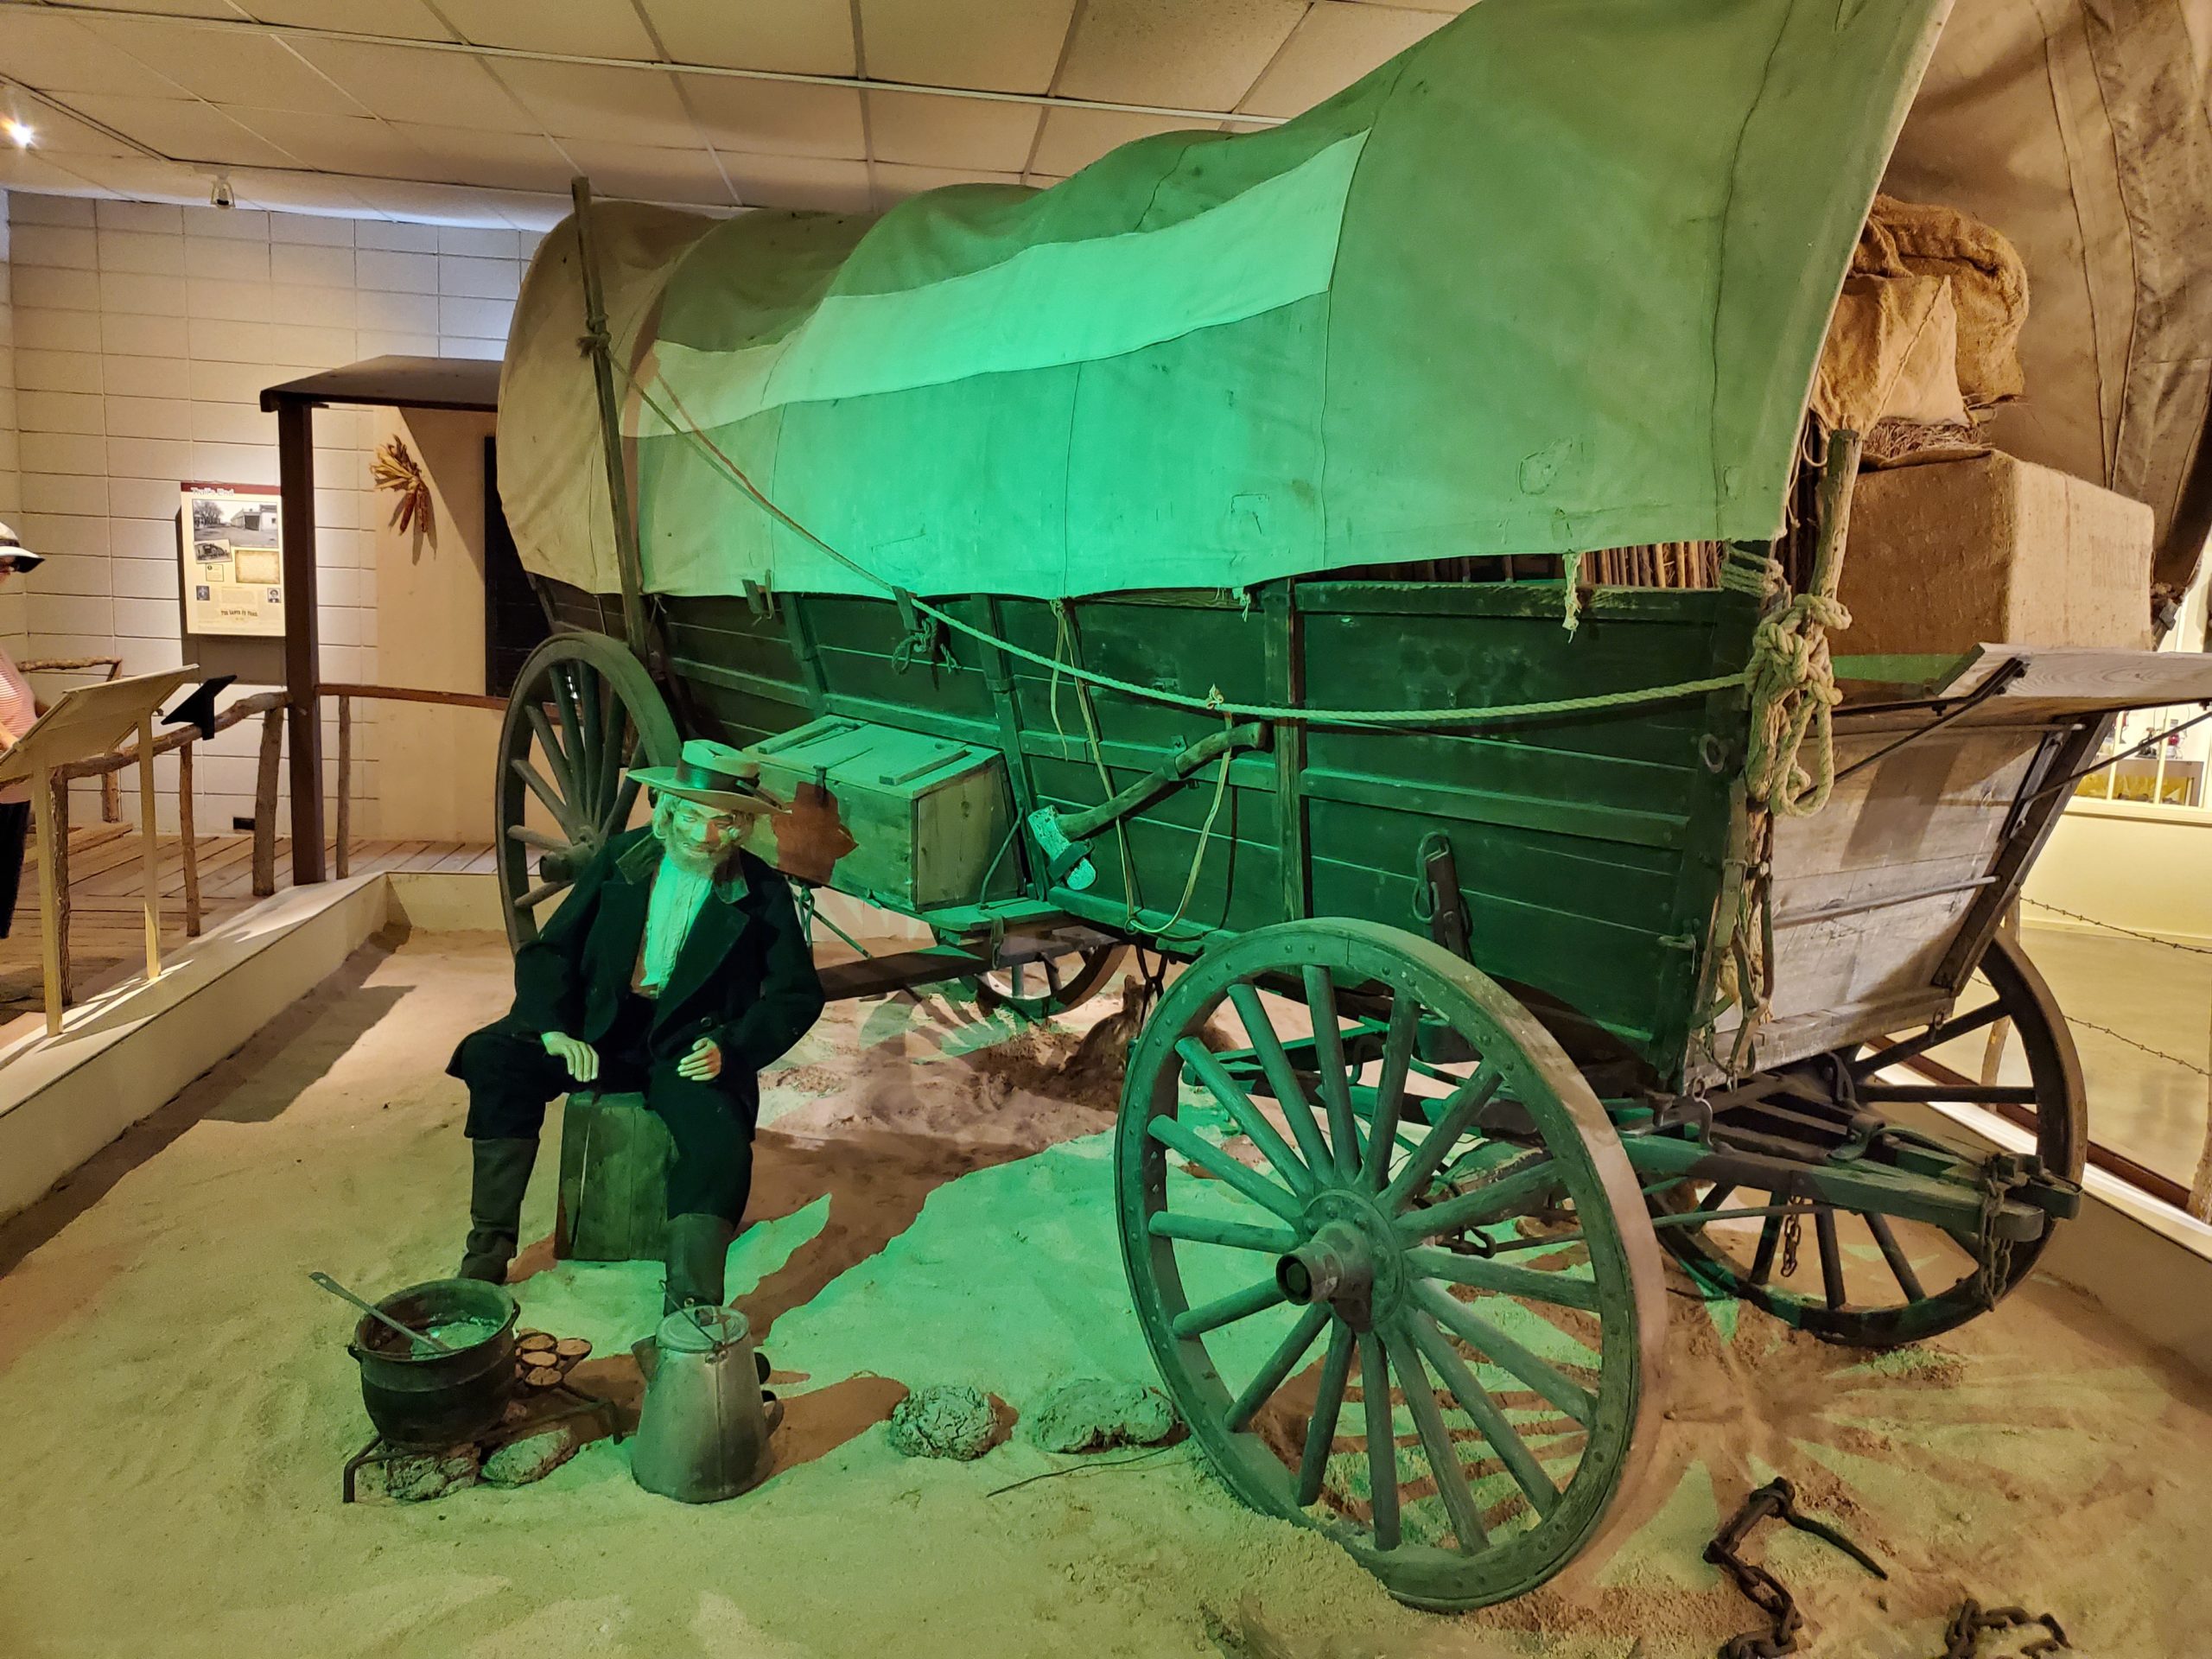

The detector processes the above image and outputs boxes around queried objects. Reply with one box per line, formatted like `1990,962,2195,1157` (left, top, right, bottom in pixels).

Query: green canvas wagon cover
500,0,1953,604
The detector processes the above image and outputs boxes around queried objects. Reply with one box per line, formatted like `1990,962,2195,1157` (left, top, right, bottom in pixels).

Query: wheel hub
1276,1188,1405,1331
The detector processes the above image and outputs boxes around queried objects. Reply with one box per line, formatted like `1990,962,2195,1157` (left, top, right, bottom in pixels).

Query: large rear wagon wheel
1116,919,1664,1611
1659,931,2085,1344
495,633,680,948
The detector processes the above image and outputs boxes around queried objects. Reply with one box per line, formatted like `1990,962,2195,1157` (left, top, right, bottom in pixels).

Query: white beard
660,836,721,879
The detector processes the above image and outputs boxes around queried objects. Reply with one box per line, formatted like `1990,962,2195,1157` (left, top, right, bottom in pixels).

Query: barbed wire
2057,1013,2212,1080
2023,898,2212,957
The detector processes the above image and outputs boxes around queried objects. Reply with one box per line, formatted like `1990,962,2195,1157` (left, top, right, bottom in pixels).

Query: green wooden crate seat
554,1090,671,1262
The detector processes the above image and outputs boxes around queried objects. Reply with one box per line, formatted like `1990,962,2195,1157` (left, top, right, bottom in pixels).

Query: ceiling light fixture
3,118,33,148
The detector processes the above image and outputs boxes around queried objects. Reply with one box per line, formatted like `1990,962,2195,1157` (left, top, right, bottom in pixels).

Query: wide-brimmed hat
0,523,44,573
627,738,769,814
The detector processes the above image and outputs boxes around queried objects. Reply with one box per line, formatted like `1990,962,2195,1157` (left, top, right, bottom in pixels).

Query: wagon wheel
975,944,1130,1020
1117,919,1664,1610
1659,932,2085,1344
495,633,681,949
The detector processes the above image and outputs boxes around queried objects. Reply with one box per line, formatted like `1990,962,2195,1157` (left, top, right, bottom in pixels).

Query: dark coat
450,828,825,1097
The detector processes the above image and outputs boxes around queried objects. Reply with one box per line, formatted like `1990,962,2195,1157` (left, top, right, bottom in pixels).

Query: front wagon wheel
1116,919,1664,1610
495,633,680,948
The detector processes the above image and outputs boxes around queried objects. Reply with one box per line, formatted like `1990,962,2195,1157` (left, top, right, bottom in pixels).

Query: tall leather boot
456,1137,537,1283
663,1212,737,1315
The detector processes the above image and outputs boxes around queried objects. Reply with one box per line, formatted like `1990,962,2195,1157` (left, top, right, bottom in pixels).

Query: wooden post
100,771,118,823
50,773,73,1014
274,397,326,884
335,692,352,879
179,740,201,938
2190,997,2212,1224
252,705,283,898
570,177,650,663
137,713,161,982
33,762,61,1036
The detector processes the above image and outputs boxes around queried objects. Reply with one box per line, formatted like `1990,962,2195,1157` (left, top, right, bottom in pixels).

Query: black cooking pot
346,1278,518,1451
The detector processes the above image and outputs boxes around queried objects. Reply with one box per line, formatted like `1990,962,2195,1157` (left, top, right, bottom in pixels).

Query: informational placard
179,480,284,638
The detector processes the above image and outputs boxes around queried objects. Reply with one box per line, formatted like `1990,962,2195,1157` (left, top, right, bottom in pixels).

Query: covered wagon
489,0,2212,1609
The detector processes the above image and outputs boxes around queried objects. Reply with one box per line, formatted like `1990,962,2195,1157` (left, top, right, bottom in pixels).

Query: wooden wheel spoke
1360,994,1421,1189
1383,1322,1487,1553
1225,981,1338,1179
523,704,578,813
504,823,568,855
550,665,587,810
1357,1332,1401,1550
1297,1325,1355,1507
1041,955,1065,995
1850,1000,2008,1078
1407,1312,1559,1518
1179,1039,1318,1196
1815,1206,1846,1310
602,763,642,841
1147,1113,1306,1224
1863,1211,1926,1303
1148,1211,1300,1253
1380,1065,1503,1211
1395,1155,1554,1243
511,754,581,838
1413,1280,1597,1429
1853,1084,2039,1105
514,877,570,912
573,670,603,823
1406,1245,1600,1313
1227,1305,1330,1433
1301,966,1363,1177
1172,1276,1287,1340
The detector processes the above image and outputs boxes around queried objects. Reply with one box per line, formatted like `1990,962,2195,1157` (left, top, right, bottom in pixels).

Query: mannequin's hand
677,1037,723,1082
540,1031,599,1084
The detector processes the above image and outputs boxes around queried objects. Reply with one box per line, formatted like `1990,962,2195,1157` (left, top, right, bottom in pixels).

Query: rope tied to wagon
620,366,1754,730
1741,431,1860,820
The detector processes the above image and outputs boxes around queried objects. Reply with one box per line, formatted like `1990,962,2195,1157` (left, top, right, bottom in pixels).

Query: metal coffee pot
629,1305,779,1503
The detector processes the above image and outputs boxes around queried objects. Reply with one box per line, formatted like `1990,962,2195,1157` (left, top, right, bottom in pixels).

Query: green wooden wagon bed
487,0,2212,1611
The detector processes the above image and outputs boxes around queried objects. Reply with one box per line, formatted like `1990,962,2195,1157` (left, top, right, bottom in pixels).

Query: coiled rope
1741,430,1860,819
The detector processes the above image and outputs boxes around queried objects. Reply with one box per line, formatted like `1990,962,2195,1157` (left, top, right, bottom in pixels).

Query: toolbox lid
744,716,997,794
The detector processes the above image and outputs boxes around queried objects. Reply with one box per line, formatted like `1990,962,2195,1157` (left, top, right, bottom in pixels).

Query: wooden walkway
0,828,493,1020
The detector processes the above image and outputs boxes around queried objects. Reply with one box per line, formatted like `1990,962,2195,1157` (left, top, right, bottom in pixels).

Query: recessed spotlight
3,118,34,149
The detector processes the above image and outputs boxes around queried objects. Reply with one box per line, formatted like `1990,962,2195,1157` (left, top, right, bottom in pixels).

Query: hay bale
1027,1378,1178,1454
885,1384,997,1460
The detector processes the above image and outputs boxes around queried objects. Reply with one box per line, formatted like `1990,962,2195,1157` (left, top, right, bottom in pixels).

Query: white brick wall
2,190,534,839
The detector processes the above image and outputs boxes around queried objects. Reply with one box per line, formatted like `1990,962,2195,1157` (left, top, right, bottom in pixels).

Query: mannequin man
449,739,824,1313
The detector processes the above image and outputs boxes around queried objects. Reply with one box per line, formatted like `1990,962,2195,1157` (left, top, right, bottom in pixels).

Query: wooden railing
317,682,505,878
41,687,287,1007
24,674,501,1010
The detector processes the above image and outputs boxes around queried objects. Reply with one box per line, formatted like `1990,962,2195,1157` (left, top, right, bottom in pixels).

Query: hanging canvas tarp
499,0,1952,602
1884,0,2212,601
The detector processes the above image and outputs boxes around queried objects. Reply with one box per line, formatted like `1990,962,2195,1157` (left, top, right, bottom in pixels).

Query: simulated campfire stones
482,1425,582,1487
885,1384,998,1460
374,1446,481,1503
1027,1378,1179,1453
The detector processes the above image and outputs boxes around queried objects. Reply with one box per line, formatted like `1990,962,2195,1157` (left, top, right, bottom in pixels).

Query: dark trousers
454,993,756,1225
0,800,29,940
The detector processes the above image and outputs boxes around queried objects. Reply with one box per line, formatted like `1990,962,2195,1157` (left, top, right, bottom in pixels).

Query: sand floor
1,931,2209,1658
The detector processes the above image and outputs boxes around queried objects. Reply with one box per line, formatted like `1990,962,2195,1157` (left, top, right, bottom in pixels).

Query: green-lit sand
0,931,2207,1656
